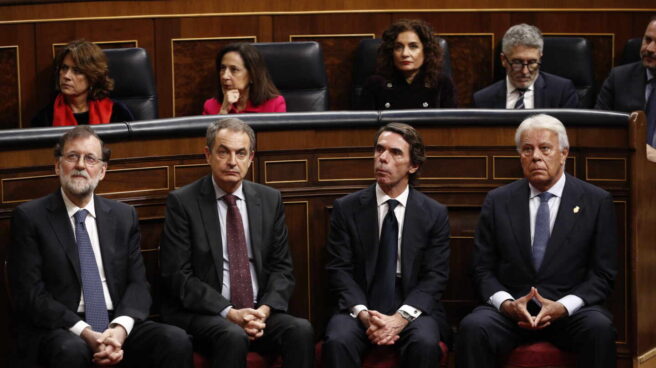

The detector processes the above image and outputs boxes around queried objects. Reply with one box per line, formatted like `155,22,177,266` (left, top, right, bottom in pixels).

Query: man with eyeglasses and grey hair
473,23,579,109
8,125,193,368
456,114,617,368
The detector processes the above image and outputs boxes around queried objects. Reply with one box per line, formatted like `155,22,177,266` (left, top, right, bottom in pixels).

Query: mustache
71,170,89,178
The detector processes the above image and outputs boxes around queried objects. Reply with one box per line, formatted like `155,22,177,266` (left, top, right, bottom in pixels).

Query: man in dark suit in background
596,17,656,146
159,118,313,368
8,126,192,368
323,122,450,368
473,24,579,109
456,114,617,368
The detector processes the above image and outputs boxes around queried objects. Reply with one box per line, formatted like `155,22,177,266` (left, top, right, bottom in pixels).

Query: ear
561,147,569,165
204,146,211,163
408,163,419,174
54,159,61,176
98,162,107,181
500,53,508,68
248,150,255,166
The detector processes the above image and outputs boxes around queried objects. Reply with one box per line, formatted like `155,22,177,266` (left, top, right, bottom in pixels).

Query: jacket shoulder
473,80,504,105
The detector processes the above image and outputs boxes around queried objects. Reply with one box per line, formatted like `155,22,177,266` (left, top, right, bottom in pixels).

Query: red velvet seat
503,341,576,368
193,352,283,368
314,340,449,367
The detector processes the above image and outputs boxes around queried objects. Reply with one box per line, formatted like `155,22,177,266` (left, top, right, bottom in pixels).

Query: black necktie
514,88,527,109
74,210,109,331
369,199,399,314
646,79,656,146
223,194,254,309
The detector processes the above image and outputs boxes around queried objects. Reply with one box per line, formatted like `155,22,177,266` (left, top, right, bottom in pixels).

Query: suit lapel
540,175,583,270
95,196,118,301
400,188,422,285
243,181,263,278
533,74,546,108
198,176,224,282
495,82,508,108
507,180,533,268
46,190,81,283
356,185,379,287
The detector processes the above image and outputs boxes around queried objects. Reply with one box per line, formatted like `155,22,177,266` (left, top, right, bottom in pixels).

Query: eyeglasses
504,55,541,72
61,152,103,166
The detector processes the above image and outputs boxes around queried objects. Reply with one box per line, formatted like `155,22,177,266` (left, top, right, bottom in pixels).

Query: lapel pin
573,206,580,214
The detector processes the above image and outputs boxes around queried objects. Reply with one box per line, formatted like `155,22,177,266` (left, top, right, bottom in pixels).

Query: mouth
401,61,412,65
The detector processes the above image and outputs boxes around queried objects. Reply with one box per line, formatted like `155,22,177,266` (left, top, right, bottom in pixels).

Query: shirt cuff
397,304,422,319
220,306,232,318
489,291,515,311
557,294,584,316
70,320,90,336
350,305,368,318
110,316,135,336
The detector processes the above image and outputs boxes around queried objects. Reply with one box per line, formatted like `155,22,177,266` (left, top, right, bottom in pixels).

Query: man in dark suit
456,114,617,368
323,122,450,368
473,23,579,109
596,18,656,146
8,126,192,368
159,118,314,368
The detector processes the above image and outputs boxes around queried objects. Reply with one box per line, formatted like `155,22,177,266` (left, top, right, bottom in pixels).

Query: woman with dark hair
359,19,457,110
31,39,133,127
203,43,286,114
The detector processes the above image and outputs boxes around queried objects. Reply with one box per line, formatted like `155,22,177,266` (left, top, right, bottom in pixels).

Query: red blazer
202,95,286,115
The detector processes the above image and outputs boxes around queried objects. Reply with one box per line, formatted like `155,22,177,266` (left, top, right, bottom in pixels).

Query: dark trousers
38,320,193,368
323,313,442,368
455,305,616,368
187,312,314,368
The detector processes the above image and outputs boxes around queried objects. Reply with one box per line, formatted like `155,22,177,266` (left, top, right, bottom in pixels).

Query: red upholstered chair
314,341,449,367
193,352,282,368
503,341,576,368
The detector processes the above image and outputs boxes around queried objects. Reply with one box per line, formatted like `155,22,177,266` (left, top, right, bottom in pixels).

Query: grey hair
515,114,569,153
205,118,256,152
502,23,544,55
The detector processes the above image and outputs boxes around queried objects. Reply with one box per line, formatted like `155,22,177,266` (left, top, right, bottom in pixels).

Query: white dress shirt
488,174,584,316
350,184,421,321
505,76,535,109
211,178,259,317
62,189,134,336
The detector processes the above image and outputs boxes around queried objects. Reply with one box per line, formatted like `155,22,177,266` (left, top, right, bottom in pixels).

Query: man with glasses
595,17,656,147
473,23,579,109
8,126,192,368
455,114,617,368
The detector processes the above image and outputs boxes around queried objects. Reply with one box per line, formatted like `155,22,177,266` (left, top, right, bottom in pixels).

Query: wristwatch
398,309,417,322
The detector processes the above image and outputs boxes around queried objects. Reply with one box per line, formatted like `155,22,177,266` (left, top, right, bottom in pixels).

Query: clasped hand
358,310,408,345
227,305,271,341
81,325,127,366
500,287,567,330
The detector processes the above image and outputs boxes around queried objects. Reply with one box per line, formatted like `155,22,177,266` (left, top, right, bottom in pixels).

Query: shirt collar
528,172,566,199
505,75,535,96
375,183,409,208
61,187,96,219
211,176,245,202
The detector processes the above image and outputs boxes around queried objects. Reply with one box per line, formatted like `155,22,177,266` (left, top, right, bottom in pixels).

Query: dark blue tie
646,79,656,146
369,199,399,314
514,89,526,109
532,192,554,271
74,209,109,331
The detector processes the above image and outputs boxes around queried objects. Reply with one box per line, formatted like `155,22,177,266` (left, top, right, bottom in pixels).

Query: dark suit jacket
595,61,647,112
325,184,450,322
159,176,294,328
474,174,617,306
473,72,579,109
8,190,150,351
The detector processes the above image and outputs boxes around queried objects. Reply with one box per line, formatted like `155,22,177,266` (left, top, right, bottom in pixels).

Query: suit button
386,82,393,88
422,102,429,108
384,102,391,108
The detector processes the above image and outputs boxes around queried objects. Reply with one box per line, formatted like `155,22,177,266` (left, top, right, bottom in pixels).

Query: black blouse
359,71,457,110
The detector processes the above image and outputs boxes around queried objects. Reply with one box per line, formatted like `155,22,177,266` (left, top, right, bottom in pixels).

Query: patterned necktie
532,192,554,271
223,194,254,309
646,79,656,146
514,88,527,109
74,209,109,331
369,199,399,314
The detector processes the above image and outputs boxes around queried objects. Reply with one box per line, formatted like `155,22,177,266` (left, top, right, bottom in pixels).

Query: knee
159,325,193,355
581,313,616,341
458,313,487,340
50,336,91,365
286,318,314,343
220,322,249,347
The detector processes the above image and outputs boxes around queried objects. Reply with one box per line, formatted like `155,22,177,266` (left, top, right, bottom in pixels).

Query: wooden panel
264,159,308,184
52,40,138,58
172,36,255,117
283,201,310,319
443,236,478,323
423,155,488,180
2,174,58,203
586,157,627,181
608,200,628,344
0,46,20,130
97,166,169,194
174,163,209,189
318,156,373,181
291,34,375,110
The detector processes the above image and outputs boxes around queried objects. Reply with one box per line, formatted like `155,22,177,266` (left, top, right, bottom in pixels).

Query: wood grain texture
0,47,20,130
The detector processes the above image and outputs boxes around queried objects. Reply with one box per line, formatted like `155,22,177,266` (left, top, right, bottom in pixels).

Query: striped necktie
514,88,527,109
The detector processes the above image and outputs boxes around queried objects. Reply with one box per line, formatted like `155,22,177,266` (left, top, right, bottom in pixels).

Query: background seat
350,37,452,109
253,42,329,112
620,37,642,65
503,341,576,368
104,48,158,121
541,37,596,108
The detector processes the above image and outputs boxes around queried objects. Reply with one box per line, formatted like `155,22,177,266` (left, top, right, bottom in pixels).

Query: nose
401,46,410,57
222,69,232,80
74,155,87,169
226,152,237,166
